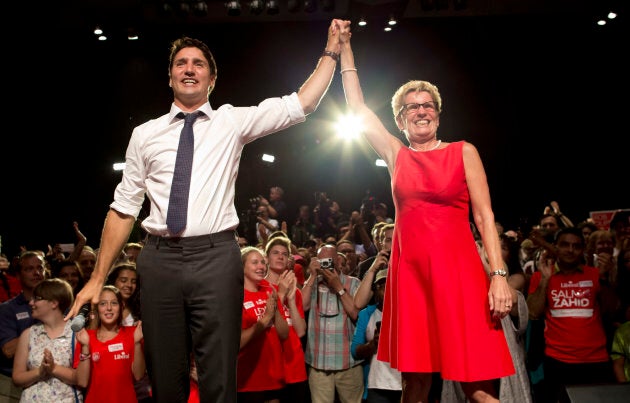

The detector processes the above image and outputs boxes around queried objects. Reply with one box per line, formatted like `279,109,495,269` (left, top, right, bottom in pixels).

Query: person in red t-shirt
264,237,309,402
527,227,616,403
238,246,289,403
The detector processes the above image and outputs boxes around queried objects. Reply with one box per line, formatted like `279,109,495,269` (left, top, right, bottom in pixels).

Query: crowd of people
1,197,628,403
1,18,628,403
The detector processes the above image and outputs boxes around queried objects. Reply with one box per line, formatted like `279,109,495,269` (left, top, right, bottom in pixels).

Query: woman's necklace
409,139,441,152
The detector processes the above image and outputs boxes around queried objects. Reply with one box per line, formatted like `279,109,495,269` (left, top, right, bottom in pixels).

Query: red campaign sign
590,209,626,230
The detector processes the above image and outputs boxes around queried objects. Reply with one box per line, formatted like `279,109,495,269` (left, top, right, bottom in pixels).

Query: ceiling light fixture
193,1,208,16
266,0,279,15
176,0,191,17
358,18,367,27
388,16,397,26
94,26,103,35
127,28,139,40
226,0,242,16
249,0,264,14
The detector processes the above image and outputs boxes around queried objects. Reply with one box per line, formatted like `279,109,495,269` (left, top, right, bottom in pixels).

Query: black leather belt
145,230,237,247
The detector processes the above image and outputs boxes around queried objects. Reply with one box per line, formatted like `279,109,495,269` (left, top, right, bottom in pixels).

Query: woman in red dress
337,20,515,402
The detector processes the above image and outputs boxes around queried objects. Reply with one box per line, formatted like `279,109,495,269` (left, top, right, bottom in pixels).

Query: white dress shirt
110,93,305,237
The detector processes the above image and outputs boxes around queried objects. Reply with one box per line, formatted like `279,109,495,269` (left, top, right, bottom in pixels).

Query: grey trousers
139,231,243,403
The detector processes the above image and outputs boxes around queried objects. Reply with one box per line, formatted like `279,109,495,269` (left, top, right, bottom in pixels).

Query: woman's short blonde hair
391,80,443,120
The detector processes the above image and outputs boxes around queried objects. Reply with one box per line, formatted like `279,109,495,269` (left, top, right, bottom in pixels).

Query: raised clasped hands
336,19,352,44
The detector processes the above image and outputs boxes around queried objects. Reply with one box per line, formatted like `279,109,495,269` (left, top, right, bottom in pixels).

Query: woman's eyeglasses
398,101,437,117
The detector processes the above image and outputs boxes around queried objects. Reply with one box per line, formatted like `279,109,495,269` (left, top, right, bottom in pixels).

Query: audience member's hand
537,250,554,279
370,251,389,273
39,348,54,379
371,328,380,352
76,328,90,346
261,290,277,328
319,266,342,291
279,271,297,303
595,252,614,278
189,360,198,383
73,221,87,244
134,320,144,344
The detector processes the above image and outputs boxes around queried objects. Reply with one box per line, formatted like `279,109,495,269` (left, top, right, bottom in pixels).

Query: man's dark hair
554,226,584,245
168,36,217,77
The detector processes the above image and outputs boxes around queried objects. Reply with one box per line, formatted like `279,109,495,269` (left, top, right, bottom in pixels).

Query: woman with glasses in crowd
12,278,83,402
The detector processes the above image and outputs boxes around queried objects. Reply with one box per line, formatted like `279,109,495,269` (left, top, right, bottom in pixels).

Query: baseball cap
374,269,388,284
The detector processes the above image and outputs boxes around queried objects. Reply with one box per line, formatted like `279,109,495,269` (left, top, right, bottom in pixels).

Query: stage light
175,0,191,17
304,0,316,13
262,154,275,163
193,1,208,16
388,16,397,26
358,18,367,27
266,0,279,14
127,28,139,40
249,0,264,14
94,26,103,35
226,0,241,16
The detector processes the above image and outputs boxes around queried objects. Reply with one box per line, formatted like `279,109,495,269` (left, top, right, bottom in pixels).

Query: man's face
78,251,97,280
381,228,393,253
540,216,559,234
337,243,357,273
19,256,45,290
267,245,289,273
169,46,216,106
555,234,584,266
270,187,281,201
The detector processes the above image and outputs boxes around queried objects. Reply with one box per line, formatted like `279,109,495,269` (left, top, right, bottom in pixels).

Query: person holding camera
301,243,362,402
255,205,279,247
351,269,402,403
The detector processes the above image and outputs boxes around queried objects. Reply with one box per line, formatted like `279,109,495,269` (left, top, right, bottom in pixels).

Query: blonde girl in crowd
75,285,145,403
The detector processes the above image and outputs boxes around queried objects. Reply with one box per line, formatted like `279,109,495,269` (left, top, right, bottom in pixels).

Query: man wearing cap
351,268,401,402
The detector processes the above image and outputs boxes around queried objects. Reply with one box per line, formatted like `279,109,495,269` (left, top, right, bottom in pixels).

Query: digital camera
318,258,334,270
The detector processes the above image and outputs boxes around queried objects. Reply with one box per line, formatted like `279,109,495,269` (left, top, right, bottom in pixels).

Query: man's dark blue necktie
166,111,203,235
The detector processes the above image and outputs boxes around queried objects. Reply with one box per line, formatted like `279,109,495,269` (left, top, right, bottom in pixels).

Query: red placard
590,209,627,230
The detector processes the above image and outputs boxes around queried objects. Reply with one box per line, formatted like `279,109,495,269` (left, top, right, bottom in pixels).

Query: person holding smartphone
351,269,402,402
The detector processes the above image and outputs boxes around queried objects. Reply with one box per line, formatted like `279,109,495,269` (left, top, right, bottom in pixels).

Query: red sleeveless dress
377,141,514,381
